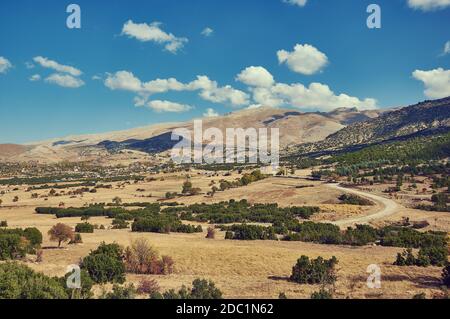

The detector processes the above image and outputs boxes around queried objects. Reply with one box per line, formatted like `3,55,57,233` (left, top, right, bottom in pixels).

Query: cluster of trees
394,247,448,267
223,224,277,240
338,194,374,206
150,279,223,299
284,222,448,250
0,227,42,260
164,199,319,231
290,255,338,285
416,192,450,212
217,170,266,192
131,213,202,234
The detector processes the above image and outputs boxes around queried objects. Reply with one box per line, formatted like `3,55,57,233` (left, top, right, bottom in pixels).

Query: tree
48,223,74,247
182,180,193,195
112,197,122,205
0,263,68,299
290,255,338,285
206,227,216,239
81,243,125,284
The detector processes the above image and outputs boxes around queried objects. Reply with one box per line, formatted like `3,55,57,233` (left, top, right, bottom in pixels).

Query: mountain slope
296,97,450,155
6,106,381,163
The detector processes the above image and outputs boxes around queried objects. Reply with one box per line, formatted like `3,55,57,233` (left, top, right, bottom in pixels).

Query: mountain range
1,96,449,164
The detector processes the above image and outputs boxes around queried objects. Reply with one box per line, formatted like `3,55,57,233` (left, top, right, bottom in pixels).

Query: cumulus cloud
33,56,82,76
0,57,12,74
235,66,377,111
236,66,275,88
146,100,193,113
407,0,450,11
203,108,219,117
45,73,85,88
277,43,328,75
121,20,188,53
105,71,249,108
413,68,450,99
282,0,307,7
29,74,41,82
201,27,214,37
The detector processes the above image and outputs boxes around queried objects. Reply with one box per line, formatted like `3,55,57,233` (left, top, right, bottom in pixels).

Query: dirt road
326,183,401,227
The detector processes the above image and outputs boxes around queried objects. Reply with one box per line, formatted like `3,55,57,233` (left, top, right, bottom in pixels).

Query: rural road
325,183,401,227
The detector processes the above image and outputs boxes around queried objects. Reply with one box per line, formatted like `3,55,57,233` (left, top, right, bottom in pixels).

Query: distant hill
295,97,450,156
0,144,29,159
4,106,381,163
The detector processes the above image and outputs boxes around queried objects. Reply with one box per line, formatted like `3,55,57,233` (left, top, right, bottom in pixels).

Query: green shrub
290,255,338,285
311,288,333,299
102,284,136,299
338,194,373,206
0,263,68,299
112,219,129,229
153,278,223,299
223,224,276,240
75,223,94,233
81,243,125,284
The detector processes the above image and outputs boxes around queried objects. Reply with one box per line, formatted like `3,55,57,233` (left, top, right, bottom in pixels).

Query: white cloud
121,20,188,54
105,71,142,92
29,74,41,81
92,75,102,81
45,73,85,88
407,0,450,11
146,100,193,113
201,27,214,37
105,71,249,107
203,108,219,117
282,0,307,7
413,68,450,99
188,75,250,106
0,57,12,74
443,41,450,55
277,43,328,75
236,66,275,88
236,66,377,111
33,56,82,76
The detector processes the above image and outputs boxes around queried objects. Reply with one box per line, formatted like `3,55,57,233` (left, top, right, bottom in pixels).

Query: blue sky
0,0,449,143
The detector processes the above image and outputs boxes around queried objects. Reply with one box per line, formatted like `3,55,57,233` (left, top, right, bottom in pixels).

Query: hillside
295,97,450,155
4,107,381,163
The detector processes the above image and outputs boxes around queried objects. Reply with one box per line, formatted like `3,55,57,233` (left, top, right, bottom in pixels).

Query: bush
62,269,93,299
290,255,338,285
206,227,216,239
394,246,448,267
338,194,373,206
0,220,7,227
69,233,83,244
311,288,333,299
75,223,94,233
0,263,68,299
0,227,43,260
81,243,125,284
124,238,174,275
154,278,223,299
223,224,276,240
137,279,160,295
102,284,136,299
112,219,129,229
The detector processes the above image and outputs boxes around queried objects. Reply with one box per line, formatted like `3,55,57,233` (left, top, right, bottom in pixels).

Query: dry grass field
1,171,449,299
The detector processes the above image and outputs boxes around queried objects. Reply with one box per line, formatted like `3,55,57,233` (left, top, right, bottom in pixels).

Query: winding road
325,183,401,227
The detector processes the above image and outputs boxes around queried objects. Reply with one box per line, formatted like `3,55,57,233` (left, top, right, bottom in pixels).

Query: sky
0,0,449,144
